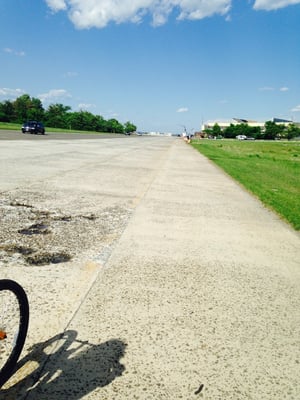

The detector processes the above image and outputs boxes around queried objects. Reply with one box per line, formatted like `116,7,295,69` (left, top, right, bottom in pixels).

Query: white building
201,118,293,132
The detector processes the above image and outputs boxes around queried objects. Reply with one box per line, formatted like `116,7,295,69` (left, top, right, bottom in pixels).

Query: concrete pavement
1,136,299,399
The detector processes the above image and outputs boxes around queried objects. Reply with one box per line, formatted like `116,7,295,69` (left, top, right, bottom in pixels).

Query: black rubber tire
0,279,29,388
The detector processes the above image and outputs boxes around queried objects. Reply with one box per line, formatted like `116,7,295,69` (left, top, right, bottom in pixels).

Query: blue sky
1,0,300,134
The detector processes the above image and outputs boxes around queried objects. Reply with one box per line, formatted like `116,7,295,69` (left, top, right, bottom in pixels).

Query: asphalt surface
0,130,128,140
0,134,299,399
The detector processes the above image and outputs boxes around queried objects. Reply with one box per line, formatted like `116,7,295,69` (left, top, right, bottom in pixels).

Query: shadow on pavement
0,330,126,399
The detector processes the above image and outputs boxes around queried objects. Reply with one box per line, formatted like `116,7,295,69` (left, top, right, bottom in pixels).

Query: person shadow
0,330,127,399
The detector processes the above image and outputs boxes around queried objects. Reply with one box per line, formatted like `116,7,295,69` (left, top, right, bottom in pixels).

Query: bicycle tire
0,279,29,388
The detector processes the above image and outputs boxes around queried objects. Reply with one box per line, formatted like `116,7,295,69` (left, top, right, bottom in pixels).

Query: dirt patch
25,251,72,266
0,244,35,256
0,192,131,267
18,223,51,236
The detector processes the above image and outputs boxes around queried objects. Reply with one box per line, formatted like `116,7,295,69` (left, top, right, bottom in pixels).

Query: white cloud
176,0,231,22
259,86,275,91
259,86,290,92
45,0,300,28
3,47,25,56
46,0,67,12
38,89,72,103
253,0,300,10
78,103,96,110
0,87,26,99
102,110,119,118
46,0,231,29
177,107,188,113
291,104,300,112
63,71,78,78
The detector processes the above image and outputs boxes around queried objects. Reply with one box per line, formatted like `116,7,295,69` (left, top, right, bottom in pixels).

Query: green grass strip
0,122,108,134
191,140,300,230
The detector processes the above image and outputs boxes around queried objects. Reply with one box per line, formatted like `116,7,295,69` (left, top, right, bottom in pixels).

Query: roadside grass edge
191,139,300,231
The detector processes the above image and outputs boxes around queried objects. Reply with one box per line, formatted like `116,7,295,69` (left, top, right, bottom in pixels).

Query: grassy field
0,122,21,130
0,122,106,134
191,139,300,230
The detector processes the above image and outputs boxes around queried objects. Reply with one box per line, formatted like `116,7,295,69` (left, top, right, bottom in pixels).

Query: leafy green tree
203,127,213,136
69,111,92,131
235,123,249,137
250,126,262,139
89,114,102,132
94,115,108,132
13,94,32,122
223,123,261,139
212,123,221,137
106,118,124,133
93,115,108,132
0,100,14,122
263,121,285,140
68,111,84,130
0,95,44,123
0,94,137,134
44,103,71,128
27,97,45,121
286,124,300,140
124,121,136,134
223,124,236,138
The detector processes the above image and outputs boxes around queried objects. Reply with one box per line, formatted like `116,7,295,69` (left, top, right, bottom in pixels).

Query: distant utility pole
179,125,187,136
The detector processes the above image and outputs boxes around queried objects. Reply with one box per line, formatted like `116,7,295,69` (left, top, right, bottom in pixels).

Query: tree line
0,94,137,134
204,121,300,140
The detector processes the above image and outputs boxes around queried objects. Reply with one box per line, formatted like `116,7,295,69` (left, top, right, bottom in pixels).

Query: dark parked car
22,121,45,135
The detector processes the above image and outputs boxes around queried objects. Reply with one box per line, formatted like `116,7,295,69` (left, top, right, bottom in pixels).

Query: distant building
201,117,294,132
273,118,293,124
